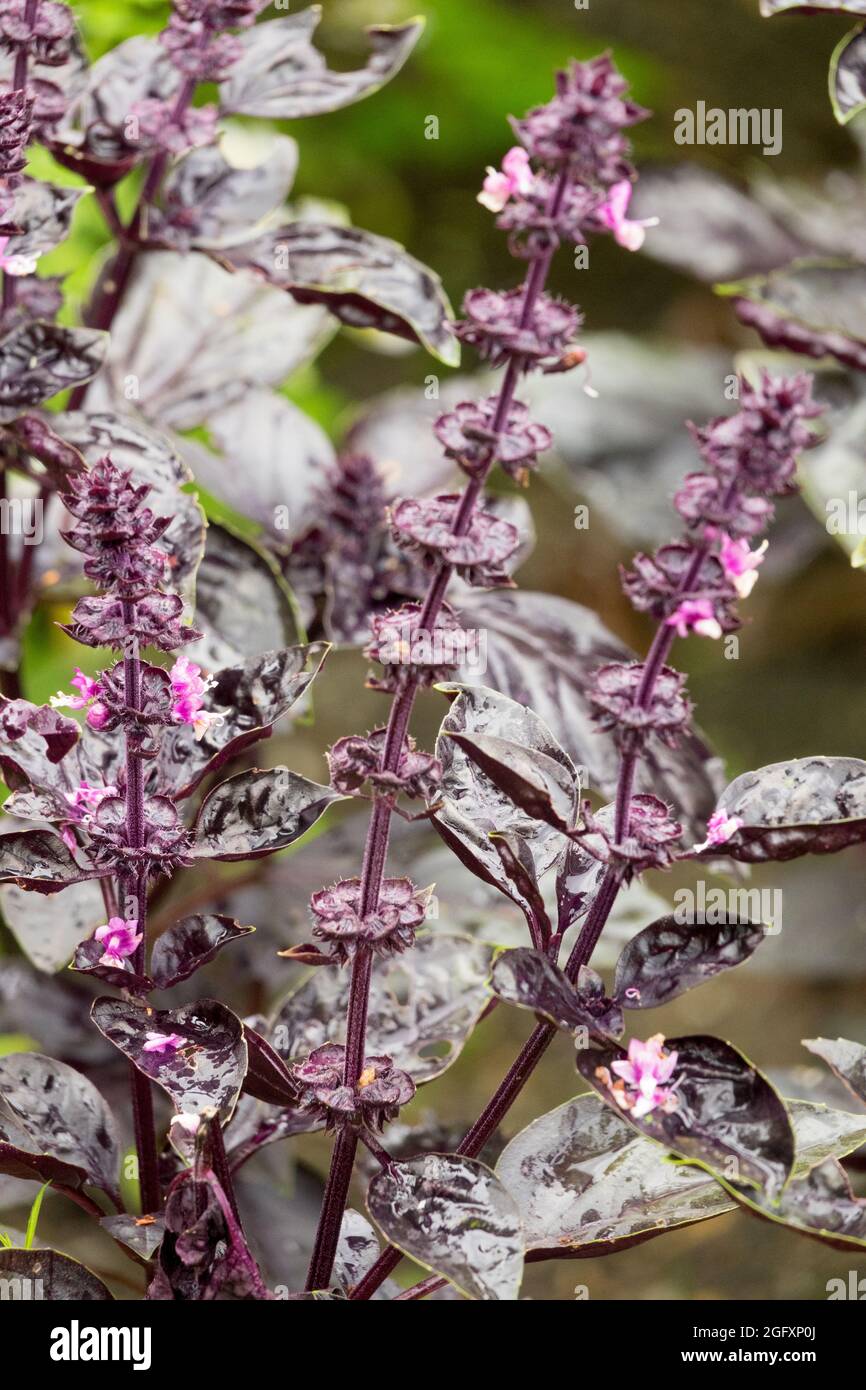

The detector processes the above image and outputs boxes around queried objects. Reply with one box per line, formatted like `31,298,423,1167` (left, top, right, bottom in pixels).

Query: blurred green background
7,0,866,1299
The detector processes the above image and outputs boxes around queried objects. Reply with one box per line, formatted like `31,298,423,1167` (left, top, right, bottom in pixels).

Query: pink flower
596,179,659,252
170,1112,200,1135
0,235,38,277
608,1033,680,1119
695,809,744,852
86,701,110,730
665,598,722,640
168,657,223,741
51,667,102,712
477,146,534,213
94,917,142,969
718,533,767,599
65,780,117,817
142,1031,185,1054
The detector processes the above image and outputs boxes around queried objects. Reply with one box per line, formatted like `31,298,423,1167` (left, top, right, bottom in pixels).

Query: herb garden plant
0,0,866,1303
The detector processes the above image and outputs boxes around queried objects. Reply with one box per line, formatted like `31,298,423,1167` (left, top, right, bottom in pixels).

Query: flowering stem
2,0,36,318
305,170,570,1294
305,1127,359,1292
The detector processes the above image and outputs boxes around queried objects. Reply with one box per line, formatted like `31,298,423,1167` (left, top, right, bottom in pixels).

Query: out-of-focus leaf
191,767,341,861
273,932,494,1083
179,391,335,545
150,916,256,991
799,371,866,560
85,251,333,431
613,915,766,1009
155,642,329,800
56,411,206,607
702,756,866,862
0,1053,119,1199
762,0,866,12
156,138,298,251
215,222,458,366
724,259,866,372
0,323,107,423
0,832,101,894
0,1248,113,1298
367,1153,524,1301
0,879,106,975
91,997,247,1122
496,1094,866,1258
632,165,804,282
100,1213,165,1260
188,523,302,670
220,10,423,119
4,180,87,263
803,1037,866,1106
458,590,724,845
578,1035,795,1195
491,949,622,1039
831,24,866,124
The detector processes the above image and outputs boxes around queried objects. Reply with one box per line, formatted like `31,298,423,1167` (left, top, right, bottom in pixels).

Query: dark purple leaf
725,260,866,371
613,915,766,1009
555,838,605,935
90,997,247,1121
491,948,623,1040
220,10,423,119
155,138,298,251
151,915,256,991
0,1053,120,1199
191,766,342,861
704,756,866,862
631,165,804,282
0,831,101,894
56,411,206,606
834,24,866,123
241,1024,299,1109
0,1248,113,1299
189,523,303,669
155,643,329,800
802,1037,866,1106
444,729,577,832
100,1213,165,1260
489,832,553,944
3,179,86,263
334,1209,382,1296
0,322,107,423
0,698,78,763
578,1035,795,1195
149,1163,271,1300
6,413,87,485
0,880,105,974
367,1153,524,1300
70,938,153,995
458,590,724,846
273,932,494,1083
725,1158,866,1252
215,221,458,366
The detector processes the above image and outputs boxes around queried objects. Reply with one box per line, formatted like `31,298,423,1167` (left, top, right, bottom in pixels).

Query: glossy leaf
491,949,623,1040
71,938,153,996
723,1158,866,1252
191,766,341,861
0,879,105,974
241,1024,299,1109
444,730,577,832
458,590,724,845
831,24,866,123
150,1164,270,1300
577,1035,795,1195
220,10,423,119
703,756,866,862
215,222,459,366
0,1053,119,1199
0,322,107,423
367,1154,524,1301
4,180,86,263
189,523,303,670
151,916,256,991
334,1209,382,1296
496,1093,866,1258
0,1248,113,1299
273,932,494,1083
156,138,298,251
0,832,101,894
555,837,605,935
100,1213,165,1260
155,643,329,800
722,259,866,372
489,832,553,945
90,997,247,1121
802,1037,866,1106
613,915,766,1008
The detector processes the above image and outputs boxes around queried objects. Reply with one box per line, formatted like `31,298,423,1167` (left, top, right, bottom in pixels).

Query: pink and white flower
51,669,109,729
142,1031,185,1054
169,656,223,741
94,917,142,969
0,235,38,277
477,146,534,213
170,1112,201,1135
596,180,658,252
694,808,744,853
665,598,722,640
718,533,768,599
604,1033,680,1119
65,780,117,817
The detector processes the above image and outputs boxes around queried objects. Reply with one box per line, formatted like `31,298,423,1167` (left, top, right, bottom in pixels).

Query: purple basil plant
1,2,866,1305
